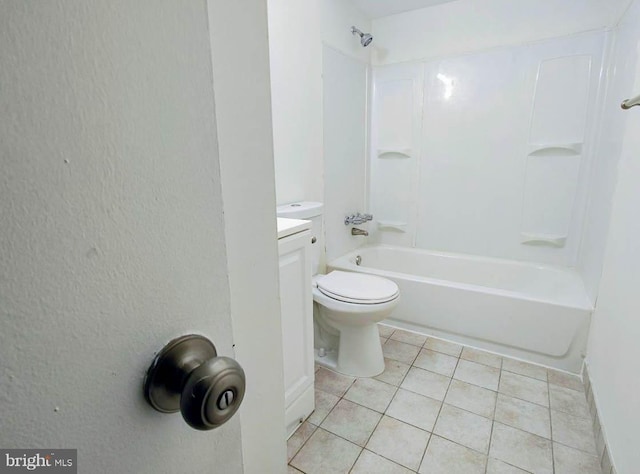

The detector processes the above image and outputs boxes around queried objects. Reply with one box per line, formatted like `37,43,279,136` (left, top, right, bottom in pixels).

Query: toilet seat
315,271,399,304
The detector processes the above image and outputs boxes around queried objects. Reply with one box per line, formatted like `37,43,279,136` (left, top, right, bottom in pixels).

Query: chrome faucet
344,213,373,226
351,228,368,236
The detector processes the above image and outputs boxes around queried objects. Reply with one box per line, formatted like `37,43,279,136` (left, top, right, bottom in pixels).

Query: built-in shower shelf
377,221,407,232
377,148,412,158
521,233,567,248
527,143,583,156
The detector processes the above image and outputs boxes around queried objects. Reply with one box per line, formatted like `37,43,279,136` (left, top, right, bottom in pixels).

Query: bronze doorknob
144,334,246,431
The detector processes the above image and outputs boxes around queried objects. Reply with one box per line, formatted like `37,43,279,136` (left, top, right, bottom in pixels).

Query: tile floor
288,325,601,474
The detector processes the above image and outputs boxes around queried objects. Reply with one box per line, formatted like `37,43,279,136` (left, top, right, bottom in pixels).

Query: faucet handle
344,212,373,226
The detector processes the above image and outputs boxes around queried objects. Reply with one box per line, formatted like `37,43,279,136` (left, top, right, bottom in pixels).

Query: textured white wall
586,2,640,472
371,0,631,65
323,46,369,262
269,0,324,205
207,1,288,472
0,1,242,472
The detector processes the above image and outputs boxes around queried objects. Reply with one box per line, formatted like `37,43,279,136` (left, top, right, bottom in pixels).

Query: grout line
298,327,589,473
291,426,365,471
552,438,602,458
287,422,318,468
416,351,462,471
358,344,414,451
546,365,555,474
485,355,503,473
346,448,364,474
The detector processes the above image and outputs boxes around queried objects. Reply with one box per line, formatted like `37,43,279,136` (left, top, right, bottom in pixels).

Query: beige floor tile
489,422,553,474
486,458,530,473
414,348,458,377
445,379,497,419
390,328,428,347
287,466,303,474
315,367,355,397
386,388,442,432
351,450,414,474
383,339,421,365
366,415,431,471
287,421,317,461
344,377,397,413
307,389,340,425
454,359,500,391
494,394,551,439
401,367,451,401
419,435,486,474
499,371,549,407
320,399,382,446
502,358,547,381
290,428,361,474
461,347,502,369
374,358,411,386
553,442,601,474
433,404,493,453
549,384,590,418
378,324,395,338
548,369,584,392
424,337,463,357
380,336,388,345
551,409,597,454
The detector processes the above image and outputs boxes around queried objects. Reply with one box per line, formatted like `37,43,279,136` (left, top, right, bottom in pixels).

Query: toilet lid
316,271,399,304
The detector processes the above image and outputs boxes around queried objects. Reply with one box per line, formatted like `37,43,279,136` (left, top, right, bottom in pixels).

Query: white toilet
276,201,400,377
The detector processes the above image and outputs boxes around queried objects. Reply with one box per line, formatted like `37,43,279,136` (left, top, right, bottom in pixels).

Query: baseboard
582,363,617,474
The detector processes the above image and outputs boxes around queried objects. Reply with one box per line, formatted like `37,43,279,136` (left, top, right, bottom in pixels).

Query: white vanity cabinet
277,218,314,438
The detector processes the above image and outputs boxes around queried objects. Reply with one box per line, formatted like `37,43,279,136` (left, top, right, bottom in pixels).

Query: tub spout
351,228,368,236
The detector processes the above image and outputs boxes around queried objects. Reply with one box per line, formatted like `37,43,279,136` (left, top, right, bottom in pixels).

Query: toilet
276,201,400,377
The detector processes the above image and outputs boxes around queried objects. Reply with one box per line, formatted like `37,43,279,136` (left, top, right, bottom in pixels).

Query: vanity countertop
277,217,311,240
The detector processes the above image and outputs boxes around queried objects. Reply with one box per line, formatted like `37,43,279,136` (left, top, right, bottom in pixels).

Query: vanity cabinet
277,220,314,438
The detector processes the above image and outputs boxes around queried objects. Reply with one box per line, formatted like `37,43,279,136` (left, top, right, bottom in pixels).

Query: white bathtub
328,245,593,372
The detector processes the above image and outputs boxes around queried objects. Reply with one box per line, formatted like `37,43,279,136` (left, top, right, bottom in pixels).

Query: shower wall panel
369,63,424,247
369,32,606,266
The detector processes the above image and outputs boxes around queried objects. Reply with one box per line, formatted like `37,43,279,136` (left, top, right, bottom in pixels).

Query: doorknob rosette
144,334,246,431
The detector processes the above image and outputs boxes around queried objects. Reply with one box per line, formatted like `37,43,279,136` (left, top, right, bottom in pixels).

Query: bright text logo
0,450,76,473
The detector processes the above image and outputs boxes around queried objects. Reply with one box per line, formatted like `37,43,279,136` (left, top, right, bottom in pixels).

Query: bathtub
328,245,593,372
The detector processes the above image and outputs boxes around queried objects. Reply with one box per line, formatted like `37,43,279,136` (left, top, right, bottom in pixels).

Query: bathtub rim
328,244,594,311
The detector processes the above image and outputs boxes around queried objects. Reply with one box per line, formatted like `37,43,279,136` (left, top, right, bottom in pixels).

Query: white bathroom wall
585,2,640,472
323,46,369,261
269,0,372,209
322,0,371,63
320,1,372,261
369,32,606,266
371,0,631,65
268,0,323,205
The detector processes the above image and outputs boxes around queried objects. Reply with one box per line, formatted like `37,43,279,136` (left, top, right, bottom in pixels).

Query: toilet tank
276,202,325,274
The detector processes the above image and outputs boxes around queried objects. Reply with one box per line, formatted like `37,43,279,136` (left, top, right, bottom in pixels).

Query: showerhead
351,26,373,47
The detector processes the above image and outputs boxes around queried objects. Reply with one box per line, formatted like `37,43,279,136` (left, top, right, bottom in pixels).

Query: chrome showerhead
351,26,373,47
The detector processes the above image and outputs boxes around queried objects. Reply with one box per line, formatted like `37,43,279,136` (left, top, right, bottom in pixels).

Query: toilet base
314,324,385,378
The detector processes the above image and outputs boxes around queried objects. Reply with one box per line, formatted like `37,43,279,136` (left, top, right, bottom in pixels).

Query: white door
0,2,282,473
